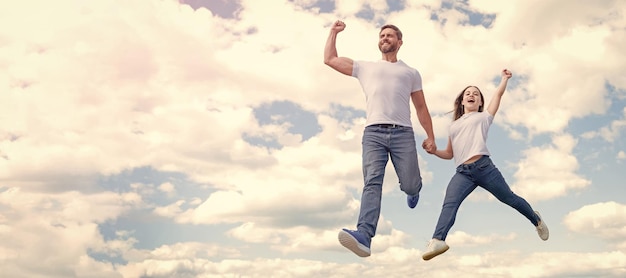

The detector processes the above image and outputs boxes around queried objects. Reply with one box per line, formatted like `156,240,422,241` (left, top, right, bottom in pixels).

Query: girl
422,69,549,261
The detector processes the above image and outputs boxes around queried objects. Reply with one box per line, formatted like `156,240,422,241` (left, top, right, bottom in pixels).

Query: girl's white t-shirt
449,111,493,166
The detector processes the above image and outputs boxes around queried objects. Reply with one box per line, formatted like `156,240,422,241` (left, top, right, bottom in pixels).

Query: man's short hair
380,24,402,40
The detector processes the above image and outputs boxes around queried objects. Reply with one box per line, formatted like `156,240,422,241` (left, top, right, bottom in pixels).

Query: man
323,20,436,257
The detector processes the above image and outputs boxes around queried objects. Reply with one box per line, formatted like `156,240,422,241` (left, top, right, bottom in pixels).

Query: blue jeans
357,125,422,238
432,155,539,240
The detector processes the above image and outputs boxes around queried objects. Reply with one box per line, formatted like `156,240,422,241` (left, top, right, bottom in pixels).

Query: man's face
378,28,402,53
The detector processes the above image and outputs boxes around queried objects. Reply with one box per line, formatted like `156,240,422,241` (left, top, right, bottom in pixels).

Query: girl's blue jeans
432,155,539,240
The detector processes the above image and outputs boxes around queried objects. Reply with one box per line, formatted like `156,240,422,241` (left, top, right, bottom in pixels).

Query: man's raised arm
324,20,354,76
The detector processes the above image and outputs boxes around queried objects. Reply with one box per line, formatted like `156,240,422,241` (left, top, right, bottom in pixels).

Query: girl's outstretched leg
432,171,477,240
424,171,476,261
476,157,549,240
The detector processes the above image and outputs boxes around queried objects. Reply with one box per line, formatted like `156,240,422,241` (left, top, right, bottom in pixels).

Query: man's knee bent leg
400,178,422,196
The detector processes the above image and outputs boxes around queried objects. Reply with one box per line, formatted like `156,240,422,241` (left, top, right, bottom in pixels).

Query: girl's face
462,86,483,112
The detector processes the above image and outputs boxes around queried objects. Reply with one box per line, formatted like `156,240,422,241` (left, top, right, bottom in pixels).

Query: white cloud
511,134,591,201
581,106,626,142
0,0,254,190
0,0,625,277
564,201,626,246
117,242,242,278
115,248,626,278
153,200,185,218
446,231,517,247
157,182,176,199
0,187,141,278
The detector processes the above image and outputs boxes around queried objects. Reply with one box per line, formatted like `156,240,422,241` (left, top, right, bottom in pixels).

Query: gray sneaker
535,211,549,241
422,238,449,260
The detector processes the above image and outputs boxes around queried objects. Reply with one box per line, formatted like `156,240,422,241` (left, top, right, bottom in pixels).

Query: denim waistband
365,124,412,132
370,124,406,128
458,155,490,170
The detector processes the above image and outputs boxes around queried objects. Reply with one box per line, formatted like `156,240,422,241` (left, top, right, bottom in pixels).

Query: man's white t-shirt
352,60,422,128
449,111,493,166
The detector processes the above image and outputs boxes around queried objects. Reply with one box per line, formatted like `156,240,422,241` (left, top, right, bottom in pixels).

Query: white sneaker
535,211,549,241
422,238,449,261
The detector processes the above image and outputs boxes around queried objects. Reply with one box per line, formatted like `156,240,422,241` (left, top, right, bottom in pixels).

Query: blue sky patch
181,0,241,18
253,100,321,140
432,0,495,28
328,103,366,125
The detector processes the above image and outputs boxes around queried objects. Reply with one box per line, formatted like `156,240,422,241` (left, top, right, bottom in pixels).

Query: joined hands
422,138,436,154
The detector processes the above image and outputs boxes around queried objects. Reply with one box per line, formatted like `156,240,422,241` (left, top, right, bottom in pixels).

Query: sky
0,0,625,277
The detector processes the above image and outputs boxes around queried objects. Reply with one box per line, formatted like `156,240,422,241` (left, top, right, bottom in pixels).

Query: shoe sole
535,211,549,241
338,230,371,257
422,245,449,261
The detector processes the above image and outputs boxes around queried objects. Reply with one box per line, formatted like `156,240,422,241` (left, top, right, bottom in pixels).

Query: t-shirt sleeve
412,69,423,92
351,61,361,77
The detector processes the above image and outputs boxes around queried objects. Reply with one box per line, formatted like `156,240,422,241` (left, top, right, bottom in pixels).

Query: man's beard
379,43,397,53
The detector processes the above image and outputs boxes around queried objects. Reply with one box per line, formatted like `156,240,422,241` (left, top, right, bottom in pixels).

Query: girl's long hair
452,86,484,120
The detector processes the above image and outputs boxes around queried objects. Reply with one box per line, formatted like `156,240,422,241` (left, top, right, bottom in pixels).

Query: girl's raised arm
486,69,512,116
